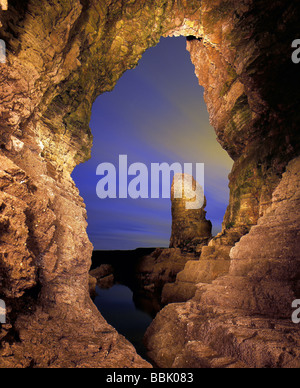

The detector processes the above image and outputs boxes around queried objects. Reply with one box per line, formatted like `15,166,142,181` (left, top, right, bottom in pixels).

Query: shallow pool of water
94,284,153,358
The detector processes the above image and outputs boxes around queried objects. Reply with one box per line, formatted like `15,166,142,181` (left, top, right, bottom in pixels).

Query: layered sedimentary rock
201,157,300,319
145,157,300,368
0,0,299,368
135,248,198,293
88,275,97,299
90,264,115,289
170,174,212,251
161,0,300,304
134,174,212,297
162,226,248,304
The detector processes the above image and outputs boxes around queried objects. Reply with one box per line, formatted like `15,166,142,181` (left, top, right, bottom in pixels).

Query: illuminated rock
145,157,300,368
170,174,212,251
0,0,299,369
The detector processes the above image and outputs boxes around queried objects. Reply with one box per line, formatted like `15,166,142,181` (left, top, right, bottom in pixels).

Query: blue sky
72,37,233,250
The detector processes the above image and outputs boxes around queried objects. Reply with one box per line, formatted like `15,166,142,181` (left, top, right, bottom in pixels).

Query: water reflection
94,285,154,358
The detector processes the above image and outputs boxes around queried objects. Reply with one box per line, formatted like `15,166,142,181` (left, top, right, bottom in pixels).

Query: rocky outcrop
0,0,299,368
162,226,248,304
170,174,212,251
134,174,212,298
200,156,300,319
145,156,300,368
0,155,150,368
135,248,198,294
90,264,115,289
158,0,300,306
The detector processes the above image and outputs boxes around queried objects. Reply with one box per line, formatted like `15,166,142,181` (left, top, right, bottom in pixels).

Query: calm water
94,284,153,358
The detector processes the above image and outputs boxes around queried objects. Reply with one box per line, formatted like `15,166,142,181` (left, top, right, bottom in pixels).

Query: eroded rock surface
0,0,299,368
133,174,212,297
135,248,198,293
170,174,212,251
145,157,300,368
90,264,115,289
162,227,248,304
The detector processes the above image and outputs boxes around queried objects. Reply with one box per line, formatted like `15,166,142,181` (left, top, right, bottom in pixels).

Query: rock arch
0,0,299,367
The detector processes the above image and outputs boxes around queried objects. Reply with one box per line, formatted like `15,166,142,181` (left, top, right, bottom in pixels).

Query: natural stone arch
0,0,299,368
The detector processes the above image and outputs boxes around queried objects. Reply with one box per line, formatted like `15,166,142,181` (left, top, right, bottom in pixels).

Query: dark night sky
72,37,233,250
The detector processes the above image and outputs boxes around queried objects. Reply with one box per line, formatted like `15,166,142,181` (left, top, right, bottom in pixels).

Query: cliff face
0,0,299,367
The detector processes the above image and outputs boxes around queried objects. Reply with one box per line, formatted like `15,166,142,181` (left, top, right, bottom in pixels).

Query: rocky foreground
145,157,300,368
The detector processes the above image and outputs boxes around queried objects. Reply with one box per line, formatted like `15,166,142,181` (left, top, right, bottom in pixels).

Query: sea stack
170,174,212,251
